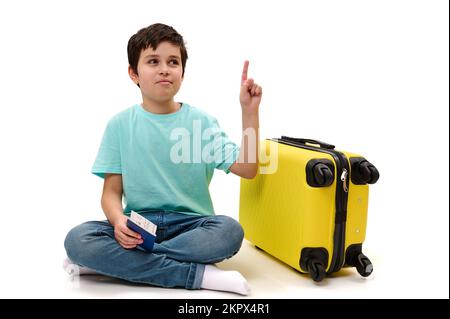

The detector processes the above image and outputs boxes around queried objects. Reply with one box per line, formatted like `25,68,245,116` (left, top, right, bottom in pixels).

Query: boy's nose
159,63,169,75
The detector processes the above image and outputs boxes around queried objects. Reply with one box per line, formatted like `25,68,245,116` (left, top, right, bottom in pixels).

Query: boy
64,23,262,296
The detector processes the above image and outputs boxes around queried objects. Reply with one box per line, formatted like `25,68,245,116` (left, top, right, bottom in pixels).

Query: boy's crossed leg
64,216,250,295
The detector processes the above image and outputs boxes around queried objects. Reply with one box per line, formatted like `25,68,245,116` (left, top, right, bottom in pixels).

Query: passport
126,211,157,252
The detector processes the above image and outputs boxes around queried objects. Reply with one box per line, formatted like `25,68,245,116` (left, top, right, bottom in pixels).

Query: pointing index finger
241,60,249,85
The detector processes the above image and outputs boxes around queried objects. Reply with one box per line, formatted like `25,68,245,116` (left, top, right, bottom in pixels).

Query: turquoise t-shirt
92,103,240,216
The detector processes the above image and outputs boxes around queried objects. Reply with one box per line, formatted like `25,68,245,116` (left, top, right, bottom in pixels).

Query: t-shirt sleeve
91,117,122,178
209,118,240,174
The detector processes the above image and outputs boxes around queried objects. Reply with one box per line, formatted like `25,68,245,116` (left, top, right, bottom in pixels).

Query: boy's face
129,41,183,103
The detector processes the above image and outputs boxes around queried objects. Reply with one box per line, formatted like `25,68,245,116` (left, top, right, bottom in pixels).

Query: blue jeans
64,210,244,289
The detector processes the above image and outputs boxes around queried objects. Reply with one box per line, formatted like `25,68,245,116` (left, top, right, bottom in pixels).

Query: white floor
56,239,364,299
0,180,444,299
1,185,449,300
0,234,447,299
52,239,439,299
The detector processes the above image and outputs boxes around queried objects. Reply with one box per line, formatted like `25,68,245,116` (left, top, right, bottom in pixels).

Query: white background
0,0,448,299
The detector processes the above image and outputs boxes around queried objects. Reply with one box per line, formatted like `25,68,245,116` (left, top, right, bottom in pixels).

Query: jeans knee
64,223,93,264
216,215,244,254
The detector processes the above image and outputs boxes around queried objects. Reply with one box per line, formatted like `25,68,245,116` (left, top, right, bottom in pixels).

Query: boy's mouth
156,80,172,85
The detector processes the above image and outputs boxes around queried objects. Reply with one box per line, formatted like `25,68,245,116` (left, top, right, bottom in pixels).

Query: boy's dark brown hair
127,23,188,78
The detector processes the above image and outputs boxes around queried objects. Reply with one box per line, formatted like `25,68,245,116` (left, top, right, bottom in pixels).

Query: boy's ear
128,65,139,85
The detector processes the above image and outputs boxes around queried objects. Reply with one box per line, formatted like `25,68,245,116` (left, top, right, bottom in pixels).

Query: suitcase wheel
350,158,380,185
313,163,334,187
307,259,326,282
355,253,373,277
306,159,335,187
360,162,380,184
345,244,374,277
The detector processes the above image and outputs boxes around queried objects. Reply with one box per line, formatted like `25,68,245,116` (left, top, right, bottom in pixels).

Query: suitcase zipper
329,150,350,273
341,169,349,193
273,138,350,274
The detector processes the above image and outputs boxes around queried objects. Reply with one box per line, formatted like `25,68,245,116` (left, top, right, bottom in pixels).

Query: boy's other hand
240,60,262,115
113,214,143,249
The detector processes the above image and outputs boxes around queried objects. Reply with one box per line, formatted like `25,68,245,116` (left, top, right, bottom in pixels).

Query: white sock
63,257,97,275
200,264,250,296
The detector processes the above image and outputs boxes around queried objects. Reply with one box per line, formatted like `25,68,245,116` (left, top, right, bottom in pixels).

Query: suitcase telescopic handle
280,136,335,150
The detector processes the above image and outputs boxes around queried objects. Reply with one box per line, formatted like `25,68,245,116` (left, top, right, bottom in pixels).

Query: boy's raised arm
229,60,262,179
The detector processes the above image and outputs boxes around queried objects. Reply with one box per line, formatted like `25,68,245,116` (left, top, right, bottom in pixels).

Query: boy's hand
240,60,262,115
113,214,143,249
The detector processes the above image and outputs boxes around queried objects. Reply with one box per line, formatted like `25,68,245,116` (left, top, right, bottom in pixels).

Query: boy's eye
147,59,178,65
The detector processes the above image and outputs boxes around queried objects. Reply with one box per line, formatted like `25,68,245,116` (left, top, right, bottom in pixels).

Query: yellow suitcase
239,137,379,281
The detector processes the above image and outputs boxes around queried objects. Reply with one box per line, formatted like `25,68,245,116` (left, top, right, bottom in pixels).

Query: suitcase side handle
280,136,335,150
